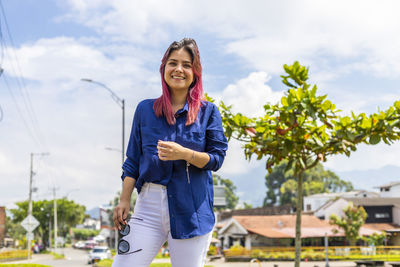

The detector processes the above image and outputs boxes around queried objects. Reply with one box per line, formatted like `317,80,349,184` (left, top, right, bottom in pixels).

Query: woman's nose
175,64,183,72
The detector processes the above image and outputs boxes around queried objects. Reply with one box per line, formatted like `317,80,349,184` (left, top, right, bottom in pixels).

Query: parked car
87,246,112,264
73,241,85,249
83,240,97,250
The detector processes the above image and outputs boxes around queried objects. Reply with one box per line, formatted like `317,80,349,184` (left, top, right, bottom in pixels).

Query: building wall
380,185,400,198
314,198,348,220
393,206,400,225
304,196,331,212
0,207,5,247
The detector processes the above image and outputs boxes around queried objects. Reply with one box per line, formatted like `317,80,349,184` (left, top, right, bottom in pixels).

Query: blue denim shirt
121,99,228,239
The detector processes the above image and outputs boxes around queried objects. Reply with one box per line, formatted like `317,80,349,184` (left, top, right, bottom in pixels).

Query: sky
1,0,400,211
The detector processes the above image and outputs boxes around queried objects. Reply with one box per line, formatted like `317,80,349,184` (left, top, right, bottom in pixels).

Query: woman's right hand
113,200,130,230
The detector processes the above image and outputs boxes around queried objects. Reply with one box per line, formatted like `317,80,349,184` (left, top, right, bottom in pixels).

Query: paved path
4,249,358,267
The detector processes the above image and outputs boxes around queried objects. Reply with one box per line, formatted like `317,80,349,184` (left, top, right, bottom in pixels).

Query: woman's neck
171,91,188,112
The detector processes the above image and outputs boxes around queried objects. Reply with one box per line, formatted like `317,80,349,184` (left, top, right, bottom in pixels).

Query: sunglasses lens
120,225,130,236
118,240,129,254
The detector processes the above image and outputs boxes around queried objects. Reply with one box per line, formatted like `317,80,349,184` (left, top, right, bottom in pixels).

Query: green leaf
322,100,332,111
281,97,288,107
296,88,303,100
369,135,381,145
394,100,400,110
310,85,317,97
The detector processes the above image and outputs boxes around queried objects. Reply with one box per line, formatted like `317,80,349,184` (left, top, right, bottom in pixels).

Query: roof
219,214,383,239
375,181,400,189
343,197,400,207
363,223,399,231
306,190,379,199
233,215,379,238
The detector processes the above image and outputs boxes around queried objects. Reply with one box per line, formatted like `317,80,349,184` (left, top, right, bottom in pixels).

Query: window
375,213,390,218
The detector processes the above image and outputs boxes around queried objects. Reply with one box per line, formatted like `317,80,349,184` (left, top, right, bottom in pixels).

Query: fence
224,246,400,261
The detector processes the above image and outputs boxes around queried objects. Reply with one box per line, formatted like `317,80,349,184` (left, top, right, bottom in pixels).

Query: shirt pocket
141,126,168,153
181,131,206,151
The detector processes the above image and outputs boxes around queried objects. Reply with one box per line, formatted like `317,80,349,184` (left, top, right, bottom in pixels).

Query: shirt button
169,195,172,198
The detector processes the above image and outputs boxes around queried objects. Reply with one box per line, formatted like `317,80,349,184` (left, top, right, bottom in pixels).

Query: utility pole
27,152,49,259
53,186,58,254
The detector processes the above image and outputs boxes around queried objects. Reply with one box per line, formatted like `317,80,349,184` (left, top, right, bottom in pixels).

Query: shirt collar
175,102,189,117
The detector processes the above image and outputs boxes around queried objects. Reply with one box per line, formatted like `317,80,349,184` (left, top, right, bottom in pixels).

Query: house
376,182,400,197
312,196,400,245
0,207,5,247
218,214,381,250
303,190,379,212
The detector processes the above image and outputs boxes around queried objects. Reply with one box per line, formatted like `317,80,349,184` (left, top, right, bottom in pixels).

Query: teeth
172,76,184,80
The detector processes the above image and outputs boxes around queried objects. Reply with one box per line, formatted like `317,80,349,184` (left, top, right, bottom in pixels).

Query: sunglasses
118,220,142,255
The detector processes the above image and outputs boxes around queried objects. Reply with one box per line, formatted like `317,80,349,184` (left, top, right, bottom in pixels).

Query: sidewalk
2,253,53,264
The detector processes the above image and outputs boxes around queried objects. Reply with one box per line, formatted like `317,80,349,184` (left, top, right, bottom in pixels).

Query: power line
1,74,42,146
0,0,47,148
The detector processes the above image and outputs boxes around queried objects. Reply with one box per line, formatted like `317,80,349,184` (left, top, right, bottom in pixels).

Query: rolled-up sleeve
121,104,142,181
202,104,228,171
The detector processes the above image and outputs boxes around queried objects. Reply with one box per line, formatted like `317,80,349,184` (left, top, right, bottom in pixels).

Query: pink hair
153,38,204,126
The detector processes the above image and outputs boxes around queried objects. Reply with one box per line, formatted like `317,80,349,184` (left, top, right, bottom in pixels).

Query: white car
73,241,85,249
87,246,112,264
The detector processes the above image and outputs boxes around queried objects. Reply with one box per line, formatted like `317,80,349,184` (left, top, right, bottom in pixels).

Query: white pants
112,183,212,267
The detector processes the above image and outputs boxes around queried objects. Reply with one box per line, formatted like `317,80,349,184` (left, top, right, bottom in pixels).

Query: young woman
112,38,228,267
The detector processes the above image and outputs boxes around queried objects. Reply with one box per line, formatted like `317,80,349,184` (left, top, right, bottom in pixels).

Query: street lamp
81,79,125,251
81,79,125,166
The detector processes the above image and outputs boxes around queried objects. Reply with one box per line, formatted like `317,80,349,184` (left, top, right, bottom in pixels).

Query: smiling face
163,48,194,94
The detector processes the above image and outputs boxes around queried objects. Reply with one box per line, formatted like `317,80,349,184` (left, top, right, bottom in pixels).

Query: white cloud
1,37,163,209
325,143,400,172
215,72,283,117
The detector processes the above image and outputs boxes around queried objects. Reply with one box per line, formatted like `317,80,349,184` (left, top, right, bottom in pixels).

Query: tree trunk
294,171,304,267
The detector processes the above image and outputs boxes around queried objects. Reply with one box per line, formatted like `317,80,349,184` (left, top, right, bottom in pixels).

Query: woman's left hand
157,140,186,161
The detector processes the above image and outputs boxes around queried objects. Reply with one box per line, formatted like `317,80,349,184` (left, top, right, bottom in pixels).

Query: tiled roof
375,181,400,189
229,214,382,238
363,223,399,231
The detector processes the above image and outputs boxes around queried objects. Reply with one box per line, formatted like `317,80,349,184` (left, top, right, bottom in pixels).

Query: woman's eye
168,62,176,66
184,64,192,68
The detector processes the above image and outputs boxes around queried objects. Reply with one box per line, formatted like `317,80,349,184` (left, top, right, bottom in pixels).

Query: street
5,248,358,267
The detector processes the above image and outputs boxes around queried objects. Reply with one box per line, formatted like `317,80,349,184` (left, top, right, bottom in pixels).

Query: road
7,248,358,267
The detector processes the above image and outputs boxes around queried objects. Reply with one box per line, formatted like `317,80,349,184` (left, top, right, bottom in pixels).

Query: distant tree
213,174,239,210
243,202,253,209
363,232,386,246
71,228,99,240
329,202,367,245
5,215,25,241
10,199,86,245
264,161,353,207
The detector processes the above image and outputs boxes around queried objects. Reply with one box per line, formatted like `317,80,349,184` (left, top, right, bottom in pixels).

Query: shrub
208,245,217,256
250,249,264,258
0,250,28,260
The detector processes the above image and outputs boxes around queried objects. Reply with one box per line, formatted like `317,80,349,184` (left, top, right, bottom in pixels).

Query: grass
95,259,214,267
0,264,51,267
50,252,65,260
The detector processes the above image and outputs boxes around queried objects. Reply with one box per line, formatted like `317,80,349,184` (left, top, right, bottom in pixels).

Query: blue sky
1,0,400,210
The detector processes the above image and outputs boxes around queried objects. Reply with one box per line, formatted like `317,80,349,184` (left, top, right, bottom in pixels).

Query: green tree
363,232,386,246
329,202,367,245
217,61,400,267
5,215,25,241
264,161,353,206
213,174,239,210
10,199,86,245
